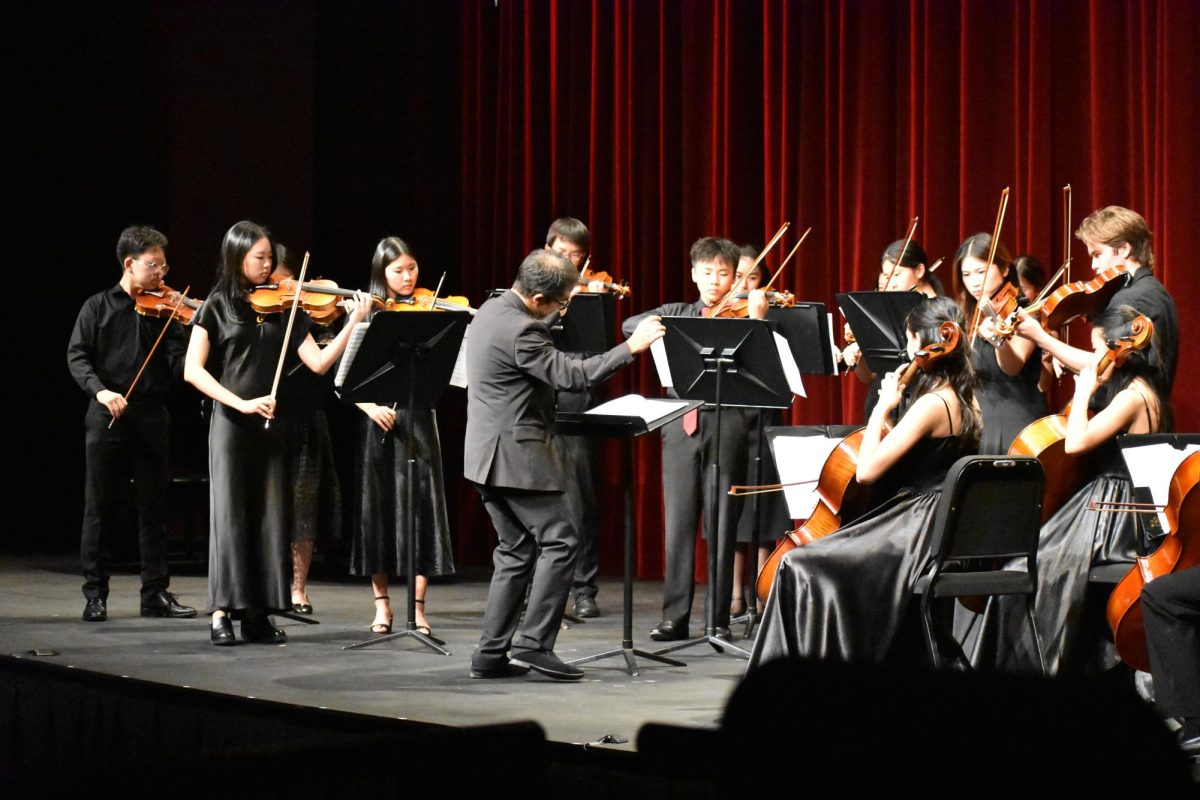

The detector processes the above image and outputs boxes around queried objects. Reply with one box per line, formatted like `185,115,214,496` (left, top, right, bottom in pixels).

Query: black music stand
551,292,616,354
655,316,795,661
836,291,923,376
556,396,702,675
337,311,468,656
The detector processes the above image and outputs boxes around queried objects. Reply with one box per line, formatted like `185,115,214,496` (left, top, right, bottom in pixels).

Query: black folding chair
913,455,1046,674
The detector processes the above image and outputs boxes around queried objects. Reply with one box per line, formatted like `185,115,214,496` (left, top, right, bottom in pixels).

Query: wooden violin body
1038,265,1127,331
579,265,631,298
249,273,367,323
384,287,475,314
1107,451,1200,673
135,285,202,325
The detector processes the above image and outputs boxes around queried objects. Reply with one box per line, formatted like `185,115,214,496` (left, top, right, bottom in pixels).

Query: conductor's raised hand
626,315,666,354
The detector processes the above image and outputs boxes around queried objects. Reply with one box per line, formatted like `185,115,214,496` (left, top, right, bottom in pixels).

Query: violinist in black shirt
66,225,198,623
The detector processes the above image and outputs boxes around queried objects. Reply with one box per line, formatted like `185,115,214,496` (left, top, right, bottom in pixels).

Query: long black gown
195,294,313,613
967,440,1140,675
349,407,455,580
972,336,1045,454
748,434,971,668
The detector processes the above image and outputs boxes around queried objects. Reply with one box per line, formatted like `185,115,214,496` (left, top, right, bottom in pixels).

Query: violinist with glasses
68,225,198,623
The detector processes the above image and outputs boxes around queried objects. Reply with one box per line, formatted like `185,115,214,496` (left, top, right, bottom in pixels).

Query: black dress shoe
649,619,689,641
141,591,198,618
573,596,600,618
211,616,236,646
240,615,287,644
82,598,107,622
470,659,531,679
510,650,585,681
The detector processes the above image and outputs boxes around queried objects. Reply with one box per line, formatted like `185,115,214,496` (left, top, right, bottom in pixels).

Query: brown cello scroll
1106,451,1200,673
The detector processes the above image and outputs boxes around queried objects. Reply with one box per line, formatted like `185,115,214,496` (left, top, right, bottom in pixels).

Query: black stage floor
0,557,747,752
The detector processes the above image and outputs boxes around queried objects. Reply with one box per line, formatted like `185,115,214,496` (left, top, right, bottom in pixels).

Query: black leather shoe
649,619,689,641
241,615,287,644
510,650,585,681
573,596,600,618
82,598,107,622
292,602,314,615
211,616,236,646
470,659,531,679
141,591,198,619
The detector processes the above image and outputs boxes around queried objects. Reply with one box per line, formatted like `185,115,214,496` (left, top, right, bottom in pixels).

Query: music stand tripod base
343,624,450,655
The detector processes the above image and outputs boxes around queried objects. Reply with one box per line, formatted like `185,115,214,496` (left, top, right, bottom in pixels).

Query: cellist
1012,206,1178,397
748,296,981,668
970,305,1170,675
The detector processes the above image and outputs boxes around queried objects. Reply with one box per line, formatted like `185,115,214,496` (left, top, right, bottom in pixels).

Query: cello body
1007,414,1094,523
1107,451,1200,673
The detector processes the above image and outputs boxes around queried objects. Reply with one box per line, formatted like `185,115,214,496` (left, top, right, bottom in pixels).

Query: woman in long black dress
349,237,456,637
185,221,370,645
748,296,981,667
955,234,1046,454
968,304,1169,675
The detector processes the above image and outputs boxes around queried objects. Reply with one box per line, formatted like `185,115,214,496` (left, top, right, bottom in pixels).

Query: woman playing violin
729,246,792,618
749,296,981,668
1012,206,1178,397
843,239,943,421
970,305,1170,676
956,234,1046,454
185,221,371,646
350,237,456,637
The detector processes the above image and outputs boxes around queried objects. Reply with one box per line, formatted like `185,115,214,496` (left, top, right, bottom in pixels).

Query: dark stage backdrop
458,0,1199,580
9,3,1198,588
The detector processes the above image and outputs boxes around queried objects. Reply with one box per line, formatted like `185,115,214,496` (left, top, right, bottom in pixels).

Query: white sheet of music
769,433,843,520
586,394,691,424
1120,442,1200,532
648,337,673,388
774,331,806,398
333,322,370,389
449,325,469,389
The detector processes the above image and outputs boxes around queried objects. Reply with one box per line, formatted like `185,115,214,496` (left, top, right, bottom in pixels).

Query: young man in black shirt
66,226,197,622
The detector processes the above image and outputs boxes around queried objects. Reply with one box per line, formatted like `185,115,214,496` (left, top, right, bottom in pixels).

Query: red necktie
682,408,698,436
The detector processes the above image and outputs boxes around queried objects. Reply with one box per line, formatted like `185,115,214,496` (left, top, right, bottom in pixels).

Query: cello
1104,451,1200,673
754,319,962,603
1007,314,1153,522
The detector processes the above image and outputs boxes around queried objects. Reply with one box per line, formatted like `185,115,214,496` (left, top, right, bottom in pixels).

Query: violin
755,321,962,602
135,285,203,325
1105,450,1200,672
1033,264,1128,332
579,263,631,298
249,273,379,323
383,287,476,315
1008,314,1154,521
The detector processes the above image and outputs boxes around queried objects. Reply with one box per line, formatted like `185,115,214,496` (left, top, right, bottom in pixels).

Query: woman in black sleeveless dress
749,297,981,667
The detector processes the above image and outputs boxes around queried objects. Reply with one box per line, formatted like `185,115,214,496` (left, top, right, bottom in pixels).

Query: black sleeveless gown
971,336,1046,455
748,433,972,667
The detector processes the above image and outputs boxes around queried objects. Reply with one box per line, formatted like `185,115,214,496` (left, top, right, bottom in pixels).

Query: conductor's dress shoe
141,591,198,618
470,658,531,679
649,619,689,641
82,598,107,622
509,650,585,681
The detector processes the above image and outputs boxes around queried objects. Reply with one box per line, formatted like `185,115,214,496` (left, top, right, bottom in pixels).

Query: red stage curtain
457,0,1199,579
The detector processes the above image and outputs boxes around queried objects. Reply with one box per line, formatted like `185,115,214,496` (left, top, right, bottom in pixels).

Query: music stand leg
568,437,685,674
344,347,451,656
649,357,750,662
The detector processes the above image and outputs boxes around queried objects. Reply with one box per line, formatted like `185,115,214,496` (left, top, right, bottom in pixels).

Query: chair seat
1087,563,1131,584
913,570,1034,598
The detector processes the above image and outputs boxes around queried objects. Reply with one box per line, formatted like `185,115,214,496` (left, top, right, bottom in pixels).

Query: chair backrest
929,456,1044,564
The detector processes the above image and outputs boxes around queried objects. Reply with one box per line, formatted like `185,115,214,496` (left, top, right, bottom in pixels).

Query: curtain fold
458,0,1199,578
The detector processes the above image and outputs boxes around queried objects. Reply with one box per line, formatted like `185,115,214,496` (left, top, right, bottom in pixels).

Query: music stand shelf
556,396,702,675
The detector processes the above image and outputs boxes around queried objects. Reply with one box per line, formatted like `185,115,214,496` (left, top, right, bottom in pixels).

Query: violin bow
265,251,311,430
882,216,919,290
969,187,1010,347
927,256,945,273
763,226,812,290
109,286,191,429
426,272,448,310
1059,184,1072,347
709,221,790,317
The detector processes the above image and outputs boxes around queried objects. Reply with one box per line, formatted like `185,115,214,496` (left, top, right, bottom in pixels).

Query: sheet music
586,394,691,424
649,337,673,388
1120,442,1200,532
770,433,843,519
333,322,370,389
827,312,840,377
774,331,806,398
449,325,469,389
